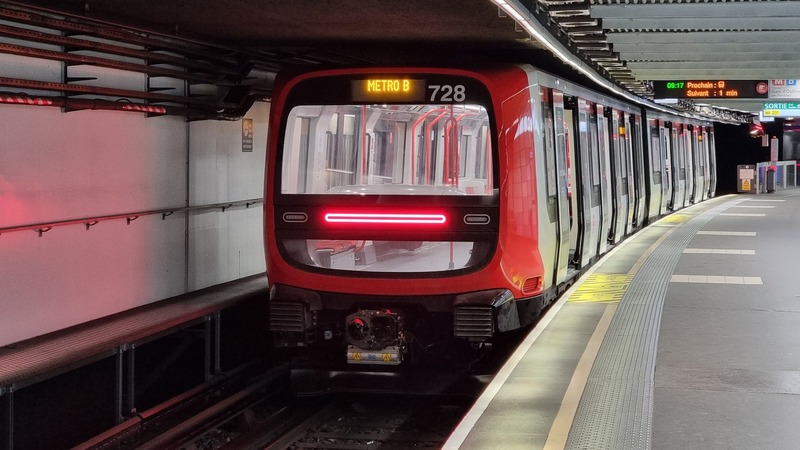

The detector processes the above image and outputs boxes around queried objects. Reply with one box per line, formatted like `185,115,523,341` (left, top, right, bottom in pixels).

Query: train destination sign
352,79,427,102
653,80,769,99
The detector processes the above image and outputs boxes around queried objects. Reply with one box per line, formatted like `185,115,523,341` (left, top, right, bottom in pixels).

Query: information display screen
653,80,768,99
351,79,427,102
351,78,475,104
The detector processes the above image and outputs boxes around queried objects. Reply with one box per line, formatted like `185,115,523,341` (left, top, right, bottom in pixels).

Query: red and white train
265,65,716,365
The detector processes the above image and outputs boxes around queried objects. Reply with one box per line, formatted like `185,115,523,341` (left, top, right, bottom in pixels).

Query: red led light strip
324,213,447,224
122,104,167,113
0,96,53,106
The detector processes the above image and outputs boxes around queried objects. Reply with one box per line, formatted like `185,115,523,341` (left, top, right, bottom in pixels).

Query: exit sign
762,102,800,117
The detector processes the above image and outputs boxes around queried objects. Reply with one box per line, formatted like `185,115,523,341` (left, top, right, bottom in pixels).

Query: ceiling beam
614,43,799,55
630,68,800,79
628,60,800,70
621,52,800,63
601,17,800,31
591,3,800,19
607,31,800,44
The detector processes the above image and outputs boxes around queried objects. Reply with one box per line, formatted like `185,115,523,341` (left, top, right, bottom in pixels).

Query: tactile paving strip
566,196,745,449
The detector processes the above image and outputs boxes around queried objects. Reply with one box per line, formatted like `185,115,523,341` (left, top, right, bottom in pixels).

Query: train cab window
281,104,494,196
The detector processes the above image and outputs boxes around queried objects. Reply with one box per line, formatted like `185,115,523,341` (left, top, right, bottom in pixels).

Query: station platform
445,190,800,449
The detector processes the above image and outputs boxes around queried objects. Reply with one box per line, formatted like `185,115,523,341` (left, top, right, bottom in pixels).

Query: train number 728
428,84,466,102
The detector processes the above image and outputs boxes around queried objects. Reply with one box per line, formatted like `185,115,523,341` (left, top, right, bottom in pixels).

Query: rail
0,198,263,237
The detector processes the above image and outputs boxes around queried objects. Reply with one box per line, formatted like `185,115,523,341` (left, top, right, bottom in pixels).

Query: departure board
653,80,768,99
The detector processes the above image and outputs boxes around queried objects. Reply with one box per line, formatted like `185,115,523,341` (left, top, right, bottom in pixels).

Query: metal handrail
0,198,263,237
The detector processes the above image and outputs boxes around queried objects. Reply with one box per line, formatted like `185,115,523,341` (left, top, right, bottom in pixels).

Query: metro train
264,64,716,366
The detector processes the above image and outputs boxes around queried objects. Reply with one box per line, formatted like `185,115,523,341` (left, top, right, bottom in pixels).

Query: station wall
0,97,268,347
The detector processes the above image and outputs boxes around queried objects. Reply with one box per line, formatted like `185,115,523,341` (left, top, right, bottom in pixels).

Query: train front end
265,67,533,365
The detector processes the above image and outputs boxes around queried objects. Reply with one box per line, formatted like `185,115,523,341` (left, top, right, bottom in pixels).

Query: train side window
578,109,590,171
587,108,600,187
553,98,568,195
617,116,628,180
649,120,662,184
540,87,557,198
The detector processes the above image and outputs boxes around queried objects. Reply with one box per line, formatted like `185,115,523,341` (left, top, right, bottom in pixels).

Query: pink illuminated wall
0,92,268,347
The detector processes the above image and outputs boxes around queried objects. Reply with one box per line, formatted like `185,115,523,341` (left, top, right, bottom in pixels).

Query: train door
671,124,686,210
660,121,673,213
622,113,636,235
608,109,628,244
565,96,600,268
700,126,711,201
585,101,602,261
596,105,612,255
683,126,695,206
646,118,663,223
691,126,704,203
578,100,602,261
563,102,579,266
629,114,646,228
552,90,571,284
537,87,561,290
708,127,717,197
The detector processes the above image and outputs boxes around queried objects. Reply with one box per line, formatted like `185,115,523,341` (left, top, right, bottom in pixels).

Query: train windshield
277,101,496,275
280,104,493,195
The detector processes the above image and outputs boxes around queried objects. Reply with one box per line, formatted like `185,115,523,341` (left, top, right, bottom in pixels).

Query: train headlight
347,317,370,341
345,309,403,350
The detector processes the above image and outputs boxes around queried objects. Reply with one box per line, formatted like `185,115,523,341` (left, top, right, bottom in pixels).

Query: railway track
171,366,482,449
74,362,291,450
260,393,473,449
76,363,482,450
75,324,527,450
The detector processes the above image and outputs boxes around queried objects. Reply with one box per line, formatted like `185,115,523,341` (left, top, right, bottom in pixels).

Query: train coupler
344,309,406,365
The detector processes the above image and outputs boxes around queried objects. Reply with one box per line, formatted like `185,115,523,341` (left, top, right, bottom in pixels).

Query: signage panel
653,80,768,99
768,79,800,99
762,102,800,117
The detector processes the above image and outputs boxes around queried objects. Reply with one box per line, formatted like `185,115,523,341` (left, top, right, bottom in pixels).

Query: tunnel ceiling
8,0,797,122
